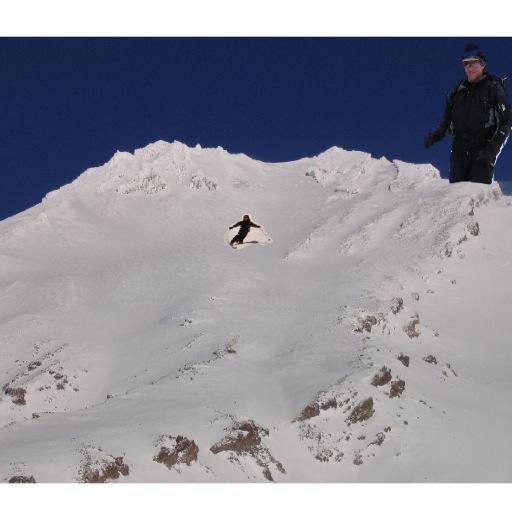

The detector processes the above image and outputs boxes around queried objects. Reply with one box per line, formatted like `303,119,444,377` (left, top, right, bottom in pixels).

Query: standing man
425,43,511,184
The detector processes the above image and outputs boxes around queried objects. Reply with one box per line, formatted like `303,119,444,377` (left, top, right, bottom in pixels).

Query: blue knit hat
463,43,486,62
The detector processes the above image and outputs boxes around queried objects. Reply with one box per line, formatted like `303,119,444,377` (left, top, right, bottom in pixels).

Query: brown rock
397,353,410,367
371,366,392,387
353,453,363,466
82,456,130,483
369,432,386,446
347,398,375,424
354,315,378,333
296,402,320,422
210,420,267,455
315,449,333,462
154,436,199,468
467,221,480,236
262,468,273,481
390,297,404,315
403,315,420,338
3,386,26,406
9,475,36,483
28,361,42,371
320,398,337,411
209,420,285,480
389,379,406,398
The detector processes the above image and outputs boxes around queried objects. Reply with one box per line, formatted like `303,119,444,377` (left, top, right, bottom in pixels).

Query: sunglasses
463,59,481,68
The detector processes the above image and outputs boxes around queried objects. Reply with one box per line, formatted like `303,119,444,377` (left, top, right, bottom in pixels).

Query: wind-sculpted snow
1,140,511,482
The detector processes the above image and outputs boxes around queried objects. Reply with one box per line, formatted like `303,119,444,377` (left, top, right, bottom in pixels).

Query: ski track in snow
0,140,511,483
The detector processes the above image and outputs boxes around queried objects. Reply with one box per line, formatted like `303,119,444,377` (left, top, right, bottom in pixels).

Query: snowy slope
0,140,511,483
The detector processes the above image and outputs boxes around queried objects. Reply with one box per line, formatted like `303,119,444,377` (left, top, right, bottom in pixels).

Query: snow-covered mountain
1,140,511,483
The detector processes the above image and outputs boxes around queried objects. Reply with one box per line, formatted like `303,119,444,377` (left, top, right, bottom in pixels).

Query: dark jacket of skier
425,45,511,184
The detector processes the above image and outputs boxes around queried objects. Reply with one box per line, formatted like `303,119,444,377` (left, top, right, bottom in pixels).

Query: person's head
462,43,486,83
243,214,250,221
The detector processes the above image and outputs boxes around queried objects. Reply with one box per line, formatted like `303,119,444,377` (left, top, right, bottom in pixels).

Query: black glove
424,133,435,149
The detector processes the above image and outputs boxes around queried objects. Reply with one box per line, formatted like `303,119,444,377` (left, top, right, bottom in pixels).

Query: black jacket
230,219,260,237
432,73,511,161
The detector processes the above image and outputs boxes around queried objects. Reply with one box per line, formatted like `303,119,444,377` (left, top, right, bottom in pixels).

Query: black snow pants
230,233,246,245
449,145,494,184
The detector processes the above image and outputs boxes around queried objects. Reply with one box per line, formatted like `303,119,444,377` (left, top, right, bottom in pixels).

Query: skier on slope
229,214,261,247
424,43,511,184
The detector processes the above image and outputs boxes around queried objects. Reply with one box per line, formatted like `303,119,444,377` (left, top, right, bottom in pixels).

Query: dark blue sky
1,37,511,220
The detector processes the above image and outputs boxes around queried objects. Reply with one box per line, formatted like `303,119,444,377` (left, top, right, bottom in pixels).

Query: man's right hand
424,133,435,149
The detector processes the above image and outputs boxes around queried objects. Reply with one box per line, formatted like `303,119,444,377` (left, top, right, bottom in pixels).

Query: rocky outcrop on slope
153,435,199,470
210,420,286,482
78,447,130,483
